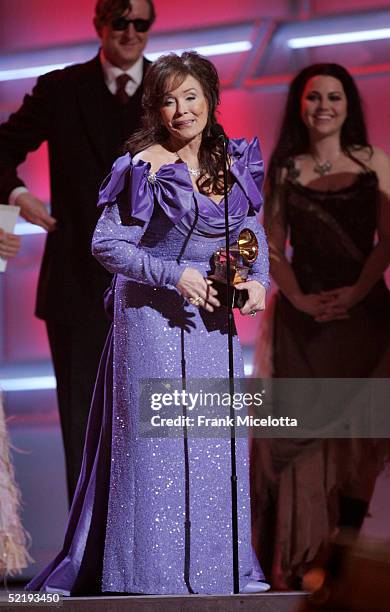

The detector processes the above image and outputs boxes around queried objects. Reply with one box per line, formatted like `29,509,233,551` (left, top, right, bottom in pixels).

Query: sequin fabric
27,138,269,596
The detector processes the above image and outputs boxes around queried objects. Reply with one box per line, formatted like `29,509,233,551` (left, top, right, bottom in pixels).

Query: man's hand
0,229,21,258
16,192,57,232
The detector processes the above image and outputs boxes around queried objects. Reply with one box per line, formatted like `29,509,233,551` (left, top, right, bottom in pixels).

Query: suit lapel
76,55,152,167
141,57,152,83
76,55,112,167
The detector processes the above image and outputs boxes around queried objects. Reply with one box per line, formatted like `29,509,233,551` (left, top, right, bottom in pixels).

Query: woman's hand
290,289,349,323
314,285,361,322
290,293,331,317
290,292,349,322
235,280,266,315
0,229,21,259
176,267,221,312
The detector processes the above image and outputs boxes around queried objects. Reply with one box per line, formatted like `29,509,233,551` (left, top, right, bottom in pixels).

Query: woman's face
300,75,347,138
160,74,209,143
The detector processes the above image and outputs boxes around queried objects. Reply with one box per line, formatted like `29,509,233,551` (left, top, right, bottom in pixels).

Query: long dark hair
126,51,227,195
267,63,371,191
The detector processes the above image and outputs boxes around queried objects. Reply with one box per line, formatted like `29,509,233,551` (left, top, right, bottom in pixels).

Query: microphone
210,120,240,595
211,123,228,142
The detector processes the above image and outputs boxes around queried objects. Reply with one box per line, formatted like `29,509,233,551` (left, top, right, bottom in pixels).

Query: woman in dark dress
251,63,390,589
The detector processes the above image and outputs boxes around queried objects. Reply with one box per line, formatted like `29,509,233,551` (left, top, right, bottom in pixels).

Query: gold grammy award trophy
208,228,259,308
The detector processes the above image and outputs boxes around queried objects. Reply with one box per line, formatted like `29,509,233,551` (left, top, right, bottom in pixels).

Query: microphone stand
216,126,240,594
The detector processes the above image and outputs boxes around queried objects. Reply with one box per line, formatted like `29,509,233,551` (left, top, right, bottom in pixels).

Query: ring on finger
189,296,202,306
250,310,257,317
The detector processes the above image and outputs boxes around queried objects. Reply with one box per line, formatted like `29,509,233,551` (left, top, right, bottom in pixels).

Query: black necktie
116,74,131,105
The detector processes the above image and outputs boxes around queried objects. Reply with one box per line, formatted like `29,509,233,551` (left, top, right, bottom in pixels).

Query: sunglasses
111,17,152,32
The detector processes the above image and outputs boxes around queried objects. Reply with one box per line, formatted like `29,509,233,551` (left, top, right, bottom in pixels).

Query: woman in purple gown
27,52,269,595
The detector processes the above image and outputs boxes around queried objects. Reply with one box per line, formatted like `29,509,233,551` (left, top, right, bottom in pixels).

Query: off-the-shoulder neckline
98,137,261,212
131,136,255,174
146,160,238,206
132,156,243,206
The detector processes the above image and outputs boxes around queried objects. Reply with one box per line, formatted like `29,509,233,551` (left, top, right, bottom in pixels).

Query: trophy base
208,277,249,309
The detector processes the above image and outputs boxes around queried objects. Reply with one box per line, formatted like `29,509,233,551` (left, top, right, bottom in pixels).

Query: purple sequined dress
27,138,269,595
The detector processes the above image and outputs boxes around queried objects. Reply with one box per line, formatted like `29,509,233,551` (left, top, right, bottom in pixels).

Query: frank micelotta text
150,415,298,428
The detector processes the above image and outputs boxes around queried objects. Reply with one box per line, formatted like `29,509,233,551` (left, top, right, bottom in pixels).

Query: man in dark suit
0,0,155,503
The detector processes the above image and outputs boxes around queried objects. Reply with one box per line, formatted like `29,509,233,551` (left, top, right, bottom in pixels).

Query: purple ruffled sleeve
229,137,264,212
92,154,186,288
229,138,269,288
97,153,154,222
243,215,270,289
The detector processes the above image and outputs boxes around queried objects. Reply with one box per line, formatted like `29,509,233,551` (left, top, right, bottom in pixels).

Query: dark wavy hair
267,63,371,190
94,0,156,34
126,51,227,195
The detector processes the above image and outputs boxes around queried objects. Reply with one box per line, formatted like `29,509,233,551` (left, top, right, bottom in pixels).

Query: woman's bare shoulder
350,146,390,181
369,146,390,170
349,145,389,167
133,144,176,172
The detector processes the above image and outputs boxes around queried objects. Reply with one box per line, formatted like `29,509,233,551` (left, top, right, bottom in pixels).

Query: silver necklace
187,167,201,178
311,151,341,176
174,152,202,177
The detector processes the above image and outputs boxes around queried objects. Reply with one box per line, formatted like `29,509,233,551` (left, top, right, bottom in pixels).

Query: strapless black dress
275,170,390,377
251,169,390,588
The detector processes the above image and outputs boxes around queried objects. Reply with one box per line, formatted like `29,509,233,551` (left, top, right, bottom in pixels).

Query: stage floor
0,591,306,612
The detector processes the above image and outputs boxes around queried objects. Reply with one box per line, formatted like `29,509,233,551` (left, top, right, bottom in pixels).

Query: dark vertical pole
221,135,240,594
181,329,195,594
